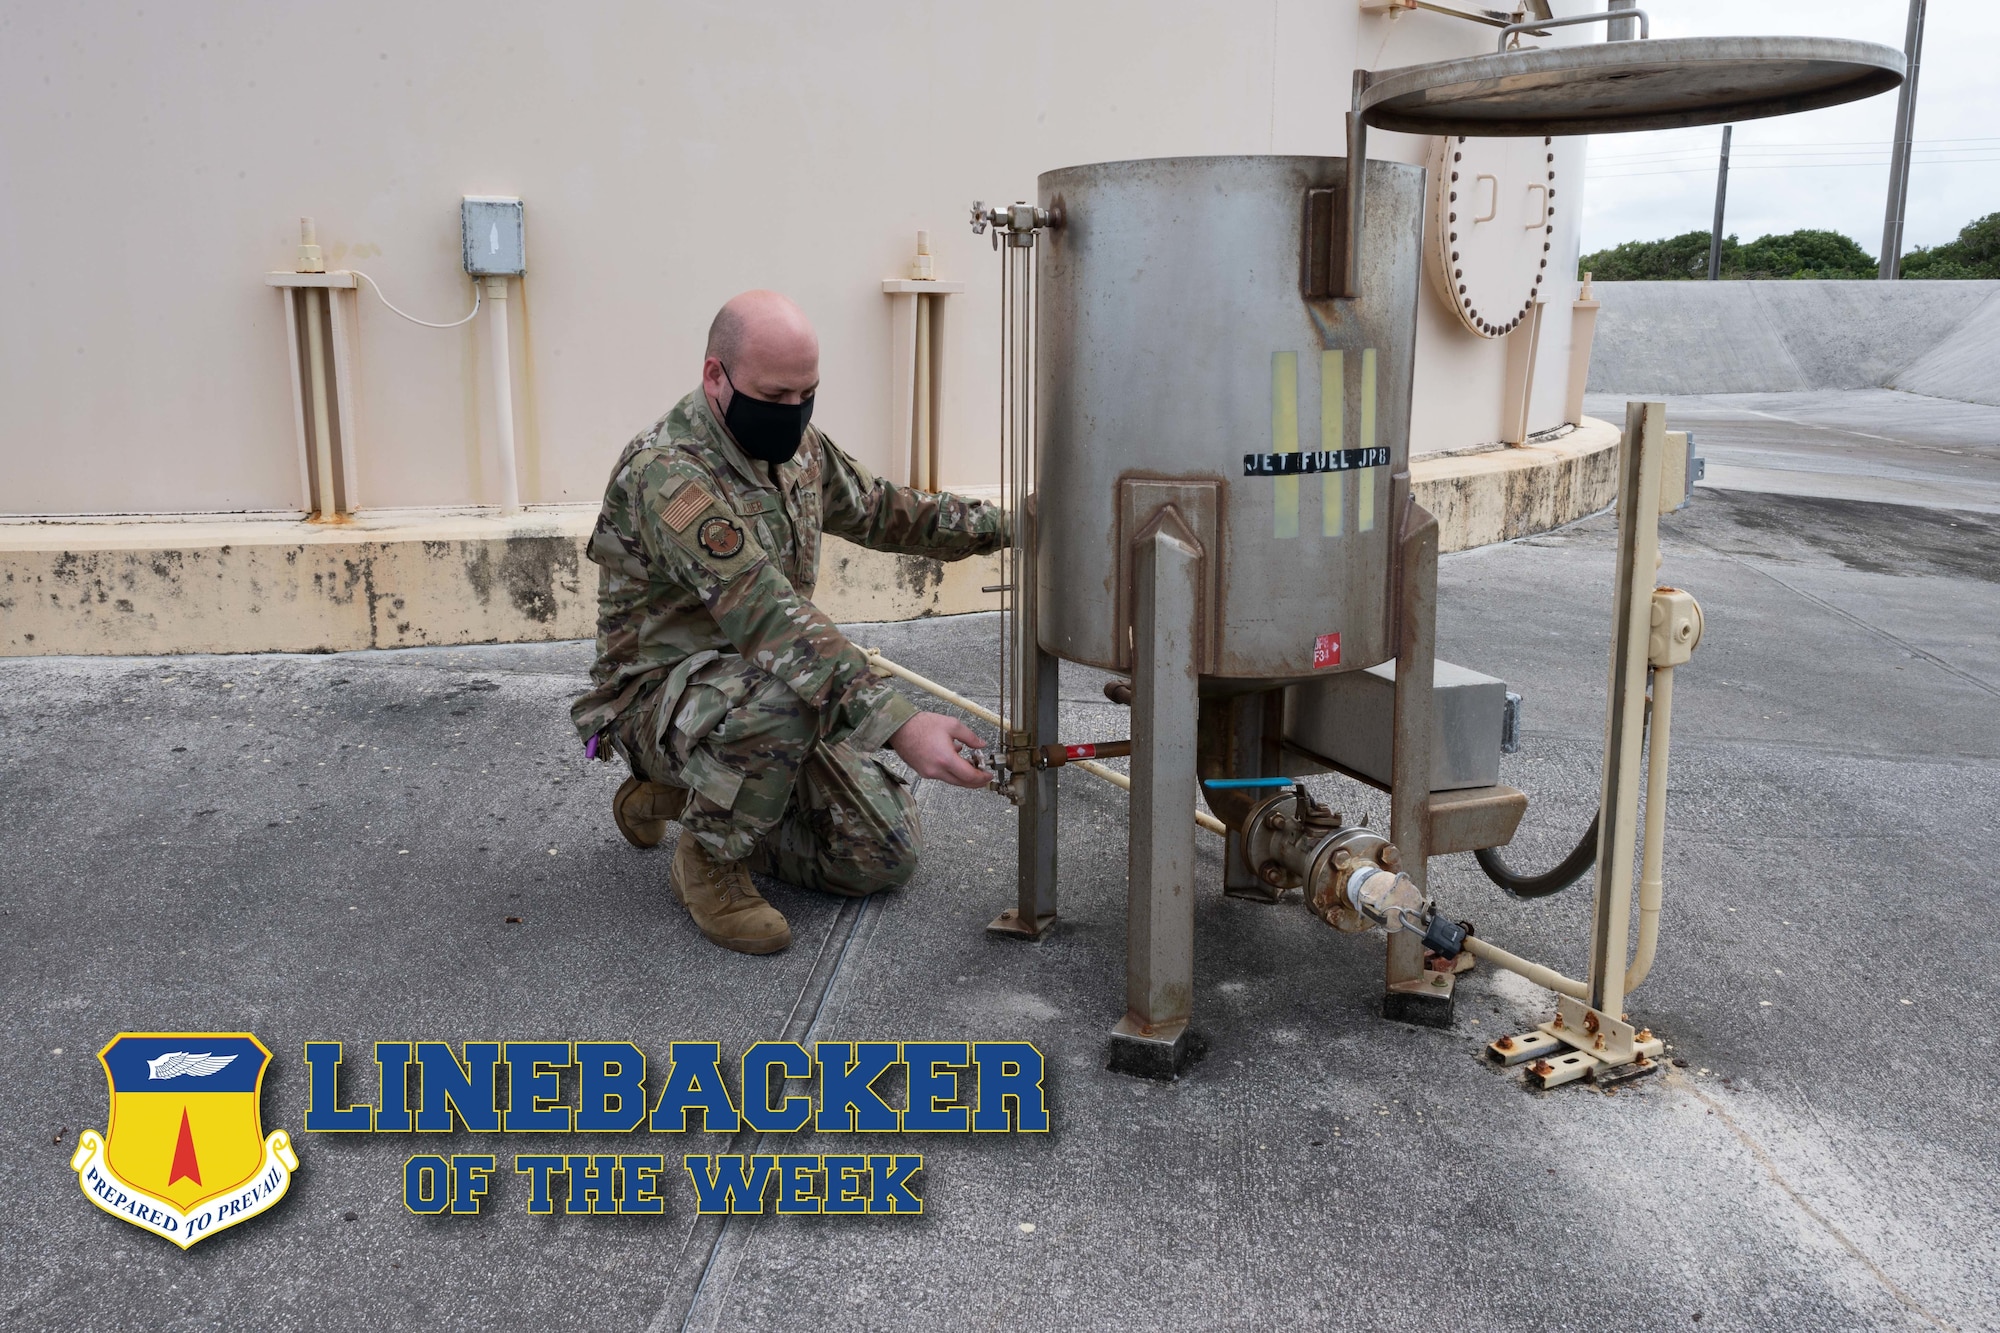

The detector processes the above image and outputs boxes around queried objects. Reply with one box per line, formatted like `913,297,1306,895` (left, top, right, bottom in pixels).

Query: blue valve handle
1199,777,1300,789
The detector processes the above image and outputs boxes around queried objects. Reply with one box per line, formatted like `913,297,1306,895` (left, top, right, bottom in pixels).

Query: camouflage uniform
573,390,1006,894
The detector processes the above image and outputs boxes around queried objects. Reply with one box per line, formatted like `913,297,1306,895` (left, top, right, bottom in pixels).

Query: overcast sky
1579,1,1999,258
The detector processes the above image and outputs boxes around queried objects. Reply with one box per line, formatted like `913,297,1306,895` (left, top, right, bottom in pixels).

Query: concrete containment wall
0,419,1620,656
1893,292,2000,406
1587,280,2000,402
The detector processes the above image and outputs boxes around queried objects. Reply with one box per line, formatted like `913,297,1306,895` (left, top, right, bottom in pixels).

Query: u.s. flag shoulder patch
663,483,719,533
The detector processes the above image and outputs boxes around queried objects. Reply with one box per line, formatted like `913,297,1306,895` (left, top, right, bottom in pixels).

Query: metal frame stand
1108,506,1207,1079
1382,495,1451,1026
1488,401,1679,1089
989,495,1061,940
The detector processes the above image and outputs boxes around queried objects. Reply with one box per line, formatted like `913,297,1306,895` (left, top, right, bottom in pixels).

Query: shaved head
702,290,820,411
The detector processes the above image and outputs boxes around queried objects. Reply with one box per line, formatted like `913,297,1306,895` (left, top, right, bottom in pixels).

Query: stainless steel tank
1035,155,1425,681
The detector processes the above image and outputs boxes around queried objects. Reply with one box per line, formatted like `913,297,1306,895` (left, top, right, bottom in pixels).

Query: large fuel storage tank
1034,156,1425,682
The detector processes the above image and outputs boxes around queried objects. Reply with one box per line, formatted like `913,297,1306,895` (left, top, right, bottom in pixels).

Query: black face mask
719,365,813,465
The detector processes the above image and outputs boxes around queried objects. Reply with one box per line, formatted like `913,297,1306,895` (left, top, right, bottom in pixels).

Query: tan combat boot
613,777,688,849
670,836,792,955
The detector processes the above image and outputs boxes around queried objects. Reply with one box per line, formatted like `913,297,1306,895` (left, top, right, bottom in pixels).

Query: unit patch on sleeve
697,516,746,559
663,484,718,533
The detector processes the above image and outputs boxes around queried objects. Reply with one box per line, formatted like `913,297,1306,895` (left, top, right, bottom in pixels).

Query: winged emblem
146,1051,239,1080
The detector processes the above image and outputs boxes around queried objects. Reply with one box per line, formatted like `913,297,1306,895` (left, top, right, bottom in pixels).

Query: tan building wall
0,1,1588,520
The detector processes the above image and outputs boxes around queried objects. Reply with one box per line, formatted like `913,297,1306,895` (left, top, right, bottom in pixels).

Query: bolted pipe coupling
1342,864,1431,935
1233,782,1445,937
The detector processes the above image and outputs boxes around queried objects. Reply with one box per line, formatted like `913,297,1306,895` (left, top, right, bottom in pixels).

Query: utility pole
1606,0,1638,42
1708,125,1732,280
1879,0,1927,279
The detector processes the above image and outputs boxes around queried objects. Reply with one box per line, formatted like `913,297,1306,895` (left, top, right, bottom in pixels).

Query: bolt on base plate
986,908,1057,941
1493,995,1666,1090
1107,1019,1206,1081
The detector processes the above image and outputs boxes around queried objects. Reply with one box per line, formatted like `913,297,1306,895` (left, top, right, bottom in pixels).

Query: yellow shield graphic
72,1032,298,1248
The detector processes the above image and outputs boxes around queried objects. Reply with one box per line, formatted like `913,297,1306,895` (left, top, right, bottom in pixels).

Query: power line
1591,145,2000,166
1589,156,2000,179
1587,135,2000,162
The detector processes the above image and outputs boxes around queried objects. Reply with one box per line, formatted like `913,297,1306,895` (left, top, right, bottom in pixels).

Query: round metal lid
1358,36,1904,138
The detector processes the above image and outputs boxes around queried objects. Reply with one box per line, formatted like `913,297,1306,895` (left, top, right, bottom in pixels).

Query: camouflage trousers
613,656,921,896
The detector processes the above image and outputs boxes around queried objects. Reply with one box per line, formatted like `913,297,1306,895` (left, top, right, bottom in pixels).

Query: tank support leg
991,644,1061,938
991,493,1059,940
1384,500,1453,1027
1109,506,1205,1079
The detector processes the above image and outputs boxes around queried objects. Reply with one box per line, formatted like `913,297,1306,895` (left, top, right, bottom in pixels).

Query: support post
1109,506,1205,1079
1587,402,1666,1019
1499,299,1545,445
280,287,314,514
1564,273,1599,427
1606,0,1638,41
991,494,1059,939
1342,93,1369,300
1383,498,1450,1026
303,287,338,519
1878,0,1926,279
326,284,362,511
1707,126,1732,281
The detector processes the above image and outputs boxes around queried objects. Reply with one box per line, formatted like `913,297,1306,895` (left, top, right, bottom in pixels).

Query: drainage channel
641,888,881,1333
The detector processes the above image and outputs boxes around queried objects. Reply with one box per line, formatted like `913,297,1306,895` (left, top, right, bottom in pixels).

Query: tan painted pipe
303,287,338,518
485,276,521,515
913,294,932,491
1460,934,1590,1001
865,648,1227,837
1625,665,1674,992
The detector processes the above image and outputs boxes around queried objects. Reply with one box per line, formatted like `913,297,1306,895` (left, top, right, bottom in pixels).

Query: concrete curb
0,420,1620,656
1414,415,1621,553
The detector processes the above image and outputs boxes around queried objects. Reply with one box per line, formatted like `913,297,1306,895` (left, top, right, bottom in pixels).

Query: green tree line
1578,211,2000,280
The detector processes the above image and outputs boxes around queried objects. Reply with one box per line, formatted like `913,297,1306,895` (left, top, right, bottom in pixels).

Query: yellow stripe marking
1272,351,1299,540
1358,347,1378,533
663,484,715,533
1321,349,1345,538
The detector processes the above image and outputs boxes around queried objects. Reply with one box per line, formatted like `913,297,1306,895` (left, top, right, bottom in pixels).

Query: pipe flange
1240,791,1304,891
1307,827,1392,931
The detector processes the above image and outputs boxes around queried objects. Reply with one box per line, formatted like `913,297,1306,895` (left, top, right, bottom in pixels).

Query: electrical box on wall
461,197,525,276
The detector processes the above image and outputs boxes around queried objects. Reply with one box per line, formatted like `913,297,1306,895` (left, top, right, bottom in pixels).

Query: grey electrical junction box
461,196,525,276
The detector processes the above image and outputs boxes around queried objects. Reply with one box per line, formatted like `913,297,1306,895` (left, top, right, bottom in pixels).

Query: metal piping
303,287,337,518
1625,664,1675,991
484,276,521,514
863,648,1227,837
1497,7,1646,50
1460,935,1589,1001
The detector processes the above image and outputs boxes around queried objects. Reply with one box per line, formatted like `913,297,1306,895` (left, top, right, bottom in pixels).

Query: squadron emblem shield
70,1032,297,1248
698,516,746,559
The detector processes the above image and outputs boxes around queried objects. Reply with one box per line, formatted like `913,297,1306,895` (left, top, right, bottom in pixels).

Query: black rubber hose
1474,811,1600,900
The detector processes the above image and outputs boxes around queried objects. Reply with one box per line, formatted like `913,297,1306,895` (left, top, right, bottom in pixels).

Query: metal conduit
1459,934,1589,1001
1624,664,1676,992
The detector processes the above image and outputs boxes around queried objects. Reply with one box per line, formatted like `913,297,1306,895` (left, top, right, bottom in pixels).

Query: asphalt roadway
4,434,1999,1329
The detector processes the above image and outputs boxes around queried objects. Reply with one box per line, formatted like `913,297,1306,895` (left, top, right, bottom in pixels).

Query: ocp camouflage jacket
572,390,1007,754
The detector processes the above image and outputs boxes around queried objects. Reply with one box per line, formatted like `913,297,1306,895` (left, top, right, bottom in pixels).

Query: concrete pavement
3,485,1996,1330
